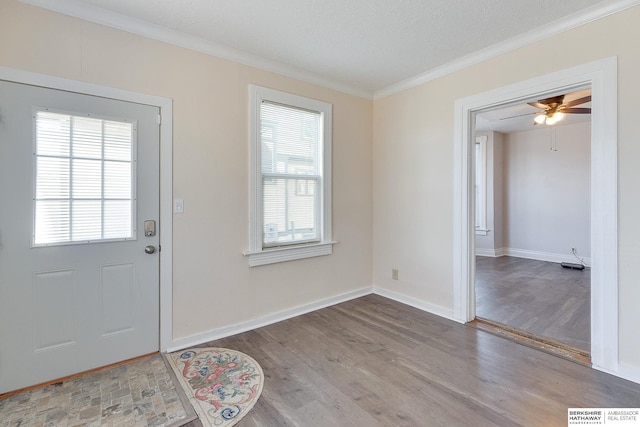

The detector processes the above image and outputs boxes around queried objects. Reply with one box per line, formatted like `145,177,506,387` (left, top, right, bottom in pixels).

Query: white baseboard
594,363,640,385
166,285,456,352
475,247,591,267
166,287,373,352
475,248,501,257
373,286,456,322
165,283,637,386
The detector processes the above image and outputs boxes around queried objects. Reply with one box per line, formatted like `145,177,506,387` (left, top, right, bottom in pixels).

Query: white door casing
453,57,618,374
0,71,173,393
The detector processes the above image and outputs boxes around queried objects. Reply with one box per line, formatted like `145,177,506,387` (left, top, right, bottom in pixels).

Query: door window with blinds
32,109,136,246
247,85,333,266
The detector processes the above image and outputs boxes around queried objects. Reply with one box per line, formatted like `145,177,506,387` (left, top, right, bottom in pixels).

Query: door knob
144,245,156,254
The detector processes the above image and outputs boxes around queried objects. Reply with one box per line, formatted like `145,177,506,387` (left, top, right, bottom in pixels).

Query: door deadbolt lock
144,220,156,237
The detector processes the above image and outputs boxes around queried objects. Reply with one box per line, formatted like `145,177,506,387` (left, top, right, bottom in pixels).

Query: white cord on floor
571,248,587,267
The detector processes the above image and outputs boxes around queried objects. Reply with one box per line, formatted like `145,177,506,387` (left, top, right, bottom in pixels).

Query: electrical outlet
392,268,399,280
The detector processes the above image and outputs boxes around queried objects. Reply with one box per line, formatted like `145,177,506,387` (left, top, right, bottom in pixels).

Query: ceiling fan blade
564,95,592,107
527,102,549,110
564,107,591,114
499,112,536,120
538,94,565,106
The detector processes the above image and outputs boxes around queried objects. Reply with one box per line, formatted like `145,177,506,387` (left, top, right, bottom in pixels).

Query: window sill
475,228,489,236
243,241,337,267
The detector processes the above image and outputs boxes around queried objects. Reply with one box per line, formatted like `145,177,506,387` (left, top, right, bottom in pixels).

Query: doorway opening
471,90,592,363
453,57,619,374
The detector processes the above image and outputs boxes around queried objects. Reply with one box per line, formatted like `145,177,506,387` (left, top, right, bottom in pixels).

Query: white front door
0,80,160,394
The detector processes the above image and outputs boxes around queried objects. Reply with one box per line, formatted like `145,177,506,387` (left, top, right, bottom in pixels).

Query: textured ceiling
21,0,638,98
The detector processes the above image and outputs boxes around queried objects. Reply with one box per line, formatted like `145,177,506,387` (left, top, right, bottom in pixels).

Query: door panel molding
0,66,174,352
34,269,78,351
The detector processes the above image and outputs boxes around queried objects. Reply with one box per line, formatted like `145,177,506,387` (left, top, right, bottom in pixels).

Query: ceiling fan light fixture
526,91,591,127
552,111,566,122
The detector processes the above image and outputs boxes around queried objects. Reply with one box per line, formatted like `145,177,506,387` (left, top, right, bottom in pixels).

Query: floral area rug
165,348,264,427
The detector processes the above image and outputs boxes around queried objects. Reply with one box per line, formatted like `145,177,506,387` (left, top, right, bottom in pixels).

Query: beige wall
0,0,373,340
374,6,640,371
2,0,639,377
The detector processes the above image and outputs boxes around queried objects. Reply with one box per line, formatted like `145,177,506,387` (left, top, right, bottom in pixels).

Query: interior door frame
453,57,618,374
0,66,174,352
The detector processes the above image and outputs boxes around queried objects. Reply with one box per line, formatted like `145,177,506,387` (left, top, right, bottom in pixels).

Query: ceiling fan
529,93,591,125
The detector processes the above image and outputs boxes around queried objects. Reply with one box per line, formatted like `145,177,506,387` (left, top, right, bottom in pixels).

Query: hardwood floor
182,294,638,427
475,256,590,352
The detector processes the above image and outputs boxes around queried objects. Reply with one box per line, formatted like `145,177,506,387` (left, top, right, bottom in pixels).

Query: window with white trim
33,109,136,246
475,135,488,235
246,85,334,266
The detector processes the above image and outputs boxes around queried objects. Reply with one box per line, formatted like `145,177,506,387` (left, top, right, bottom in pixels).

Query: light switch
174,199,184,213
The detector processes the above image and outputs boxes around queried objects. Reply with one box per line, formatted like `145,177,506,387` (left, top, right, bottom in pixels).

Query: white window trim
474,135,488,236
245,85,335,267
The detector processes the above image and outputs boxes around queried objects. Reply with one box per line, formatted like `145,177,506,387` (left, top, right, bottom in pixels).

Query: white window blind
260,101,321,247
33,110,135,246
246,85,333,266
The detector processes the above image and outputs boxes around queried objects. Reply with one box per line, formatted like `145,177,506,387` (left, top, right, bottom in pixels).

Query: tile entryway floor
0,354,196,427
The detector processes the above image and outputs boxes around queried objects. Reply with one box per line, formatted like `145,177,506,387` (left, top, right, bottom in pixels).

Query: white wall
0,0,373,343
503,122,591,261
373,6,640,375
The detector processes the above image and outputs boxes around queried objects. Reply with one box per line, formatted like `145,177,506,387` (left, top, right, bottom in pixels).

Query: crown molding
374,0,640,99
19,0,640,101
18,0,373,99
